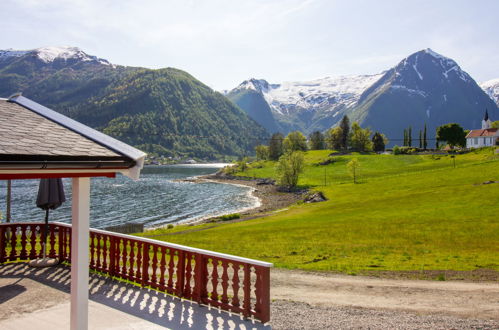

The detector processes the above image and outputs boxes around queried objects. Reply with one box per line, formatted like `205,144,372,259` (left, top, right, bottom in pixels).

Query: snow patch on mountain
391,85,427,98
35,46,111,65
481,78,499,106
424,48,469,82
0,49,29,60
234,74,383,115
0,46,112,66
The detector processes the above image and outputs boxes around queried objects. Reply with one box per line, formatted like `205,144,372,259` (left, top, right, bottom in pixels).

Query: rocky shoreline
182,173,306,224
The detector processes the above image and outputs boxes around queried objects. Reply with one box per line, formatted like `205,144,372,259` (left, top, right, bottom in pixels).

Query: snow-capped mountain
234,75,382,116
480,78,499,106
227,49,498,140
0,46,111,66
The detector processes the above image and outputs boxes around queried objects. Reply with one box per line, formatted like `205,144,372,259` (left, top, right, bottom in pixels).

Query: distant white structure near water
465,110,498,148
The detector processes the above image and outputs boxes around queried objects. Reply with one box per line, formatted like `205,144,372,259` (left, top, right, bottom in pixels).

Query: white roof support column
70,177,90,330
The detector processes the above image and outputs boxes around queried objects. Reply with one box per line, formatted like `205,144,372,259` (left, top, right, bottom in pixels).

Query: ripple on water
0,165,258,229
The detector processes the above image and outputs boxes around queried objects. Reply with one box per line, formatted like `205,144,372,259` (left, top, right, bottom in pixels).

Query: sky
1,0,498,90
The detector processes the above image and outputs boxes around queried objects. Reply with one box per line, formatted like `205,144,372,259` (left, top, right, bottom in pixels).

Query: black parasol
36,178,66,258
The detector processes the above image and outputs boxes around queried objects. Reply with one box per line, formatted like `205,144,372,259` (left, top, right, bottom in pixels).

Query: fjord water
0,165,258,229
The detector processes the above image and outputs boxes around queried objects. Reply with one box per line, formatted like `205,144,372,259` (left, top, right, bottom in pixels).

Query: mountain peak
396,48,470,83
235,78,272,93
0,46,112,66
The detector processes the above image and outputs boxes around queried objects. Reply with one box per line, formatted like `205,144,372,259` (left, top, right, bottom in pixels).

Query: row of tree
255,116,389,160
403,125,428,149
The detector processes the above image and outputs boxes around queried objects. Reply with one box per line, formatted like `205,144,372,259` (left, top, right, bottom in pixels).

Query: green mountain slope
0,47,268,159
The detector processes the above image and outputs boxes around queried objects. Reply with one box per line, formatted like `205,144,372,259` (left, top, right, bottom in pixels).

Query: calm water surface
0,164,257,229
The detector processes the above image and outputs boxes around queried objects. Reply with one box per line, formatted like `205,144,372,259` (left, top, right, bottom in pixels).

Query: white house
466,110,498,148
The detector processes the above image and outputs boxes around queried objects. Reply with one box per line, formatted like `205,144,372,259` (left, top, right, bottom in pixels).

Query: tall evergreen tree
423,124,428,150
408,126,412,147
339,115,350,151
419,130,422,149
269,132,284,160
372,132,386,152
308,131,325,150
403,129,407,146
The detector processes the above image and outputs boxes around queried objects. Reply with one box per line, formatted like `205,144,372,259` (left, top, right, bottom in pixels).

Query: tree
403,129,408,146
436,123,466,148
419,130,423,149
254,145,269,161
269,133,284,160
325,126,343,150
372,132,386,152
283,131,308,152
339,115,350,150
491,120,499,128
275,151,305,189
308,131,325,150
347,158,360,184
408,126,412,147
350,122,372,152
423,124,428,150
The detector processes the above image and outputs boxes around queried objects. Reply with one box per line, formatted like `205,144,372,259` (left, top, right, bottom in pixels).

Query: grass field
140,148,499,275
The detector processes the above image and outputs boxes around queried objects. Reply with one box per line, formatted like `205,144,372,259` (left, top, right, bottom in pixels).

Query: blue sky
1,0,498,90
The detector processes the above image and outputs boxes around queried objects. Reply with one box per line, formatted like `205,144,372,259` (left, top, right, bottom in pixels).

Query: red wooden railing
0,222,272,323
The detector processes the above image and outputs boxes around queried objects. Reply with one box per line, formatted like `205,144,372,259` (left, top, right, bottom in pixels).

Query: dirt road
271,268,499,320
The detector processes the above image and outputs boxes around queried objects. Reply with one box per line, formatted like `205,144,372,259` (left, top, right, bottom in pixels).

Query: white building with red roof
465,110,498,148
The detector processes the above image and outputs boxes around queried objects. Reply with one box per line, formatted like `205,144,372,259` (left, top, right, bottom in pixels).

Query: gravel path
271,300,499,329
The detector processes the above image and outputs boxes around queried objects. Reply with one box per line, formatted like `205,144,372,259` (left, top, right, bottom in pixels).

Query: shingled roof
465,128,498,138
0,95,146,179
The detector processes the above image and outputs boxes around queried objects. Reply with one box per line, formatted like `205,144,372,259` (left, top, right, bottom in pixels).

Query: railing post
141,242,149,287
176,251,185,297
257,266,271,324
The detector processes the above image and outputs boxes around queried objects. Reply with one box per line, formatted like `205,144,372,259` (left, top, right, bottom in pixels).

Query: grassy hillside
140,148,499,275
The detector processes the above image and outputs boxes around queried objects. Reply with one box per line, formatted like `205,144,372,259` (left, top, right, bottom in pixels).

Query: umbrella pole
43,209,49,259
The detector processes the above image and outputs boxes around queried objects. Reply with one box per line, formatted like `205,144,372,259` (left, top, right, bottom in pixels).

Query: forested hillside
0,47,268,159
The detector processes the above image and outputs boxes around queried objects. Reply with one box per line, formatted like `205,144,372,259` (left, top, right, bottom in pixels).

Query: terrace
0,95,271,329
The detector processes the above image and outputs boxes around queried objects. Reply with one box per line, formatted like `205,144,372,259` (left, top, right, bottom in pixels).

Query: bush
393,145,401,155
167,224,174,229
219,213,240,221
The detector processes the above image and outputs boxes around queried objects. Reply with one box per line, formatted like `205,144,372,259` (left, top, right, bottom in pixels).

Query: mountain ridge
227,48,498,142
0,46,269,159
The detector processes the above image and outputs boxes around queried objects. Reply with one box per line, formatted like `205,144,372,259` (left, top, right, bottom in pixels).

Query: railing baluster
141,242,149,287
167,249,175,292
231,263,240,308
221,260,229,306
121,239,128,278
159,246,166,291
9,226,17,261
243,264,251,317
184,253,192,298
109,236,116,277
20,225,28,259
176,251,185,297
151,245,158,286
129,240,135,280
210,258,219,303
49,225,56,258
95,234,101,270
102,236,108,272
90,233,95,267
0,226,5,263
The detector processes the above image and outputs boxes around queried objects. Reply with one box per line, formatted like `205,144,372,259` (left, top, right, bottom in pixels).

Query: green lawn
139,148,499,274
